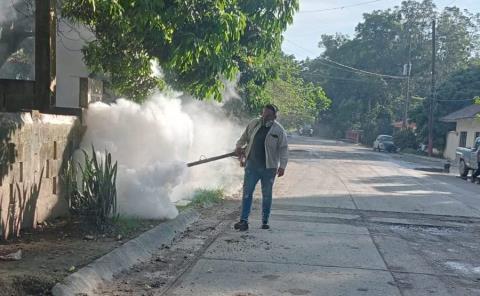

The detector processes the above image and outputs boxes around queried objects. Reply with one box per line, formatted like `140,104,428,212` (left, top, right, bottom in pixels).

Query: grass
401,148,423,155
113,216,148,237
115,188,226,235
177,188,225,211
400,148,445,158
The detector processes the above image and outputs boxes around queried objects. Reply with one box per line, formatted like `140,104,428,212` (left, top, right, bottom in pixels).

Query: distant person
234,104,289,231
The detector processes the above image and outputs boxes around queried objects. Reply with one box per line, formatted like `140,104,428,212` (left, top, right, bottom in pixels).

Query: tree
301,0,480,144
240,52,331,128
413,64,480,149
61,0,299,101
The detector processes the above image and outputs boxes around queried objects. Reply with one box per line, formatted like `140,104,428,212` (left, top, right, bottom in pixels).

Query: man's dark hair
264,104,278,115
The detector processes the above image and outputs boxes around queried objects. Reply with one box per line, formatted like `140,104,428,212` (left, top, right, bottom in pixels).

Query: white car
299,125,313,137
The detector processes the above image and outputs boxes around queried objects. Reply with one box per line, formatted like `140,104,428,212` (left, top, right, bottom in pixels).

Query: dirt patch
0,216,163,296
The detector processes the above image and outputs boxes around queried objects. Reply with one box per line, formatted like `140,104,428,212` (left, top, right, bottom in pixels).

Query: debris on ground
0,250,22,261
0,216,164,296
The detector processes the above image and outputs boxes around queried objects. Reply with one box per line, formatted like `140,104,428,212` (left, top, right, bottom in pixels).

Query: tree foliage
239,52,331,128
412,64,480,148
393,128,417,150
61,0,299,101
301,0,480,146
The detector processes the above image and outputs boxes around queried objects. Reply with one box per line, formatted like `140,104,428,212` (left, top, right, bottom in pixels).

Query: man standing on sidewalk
234,104,289,231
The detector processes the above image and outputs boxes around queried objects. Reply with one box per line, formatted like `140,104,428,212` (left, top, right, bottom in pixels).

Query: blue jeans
240,162,277,224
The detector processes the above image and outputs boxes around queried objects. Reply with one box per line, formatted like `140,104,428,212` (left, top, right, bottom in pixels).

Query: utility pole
402,63,412,129
428,19,436,157
402,27,412,130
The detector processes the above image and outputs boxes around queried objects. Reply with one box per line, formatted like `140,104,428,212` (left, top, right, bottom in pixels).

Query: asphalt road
102,136,480,296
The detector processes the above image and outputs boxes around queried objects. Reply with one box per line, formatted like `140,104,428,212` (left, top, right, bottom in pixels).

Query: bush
63,146,118,230
394,129,418,150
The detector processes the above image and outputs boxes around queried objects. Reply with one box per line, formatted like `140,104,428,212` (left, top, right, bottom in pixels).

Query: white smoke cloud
81,93,244,219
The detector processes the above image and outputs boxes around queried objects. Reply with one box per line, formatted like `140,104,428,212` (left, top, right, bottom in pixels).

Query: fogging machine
187,151,242,167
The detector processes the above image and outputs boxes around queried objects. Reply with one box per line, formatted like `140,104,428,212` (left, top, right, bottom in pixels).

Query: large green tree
302,0,480,144
234,51,330,127
61,0,298,101
412,64,480,148
261,53,331,128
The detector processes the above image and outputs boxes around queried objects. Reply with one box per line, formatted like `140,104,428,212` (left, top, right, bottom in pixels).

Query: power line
297,0,391,14
322,57,406,79
303,72,371,82
284,38,406,80
284,39,372,75
436,98,475,102
283,38,320,57
444,0,457,6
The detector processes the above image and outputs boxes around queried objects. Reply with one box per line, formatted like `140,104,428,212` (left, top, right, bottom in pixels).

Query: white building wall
444,131,458,160
444,117,480,160
55,20,95,108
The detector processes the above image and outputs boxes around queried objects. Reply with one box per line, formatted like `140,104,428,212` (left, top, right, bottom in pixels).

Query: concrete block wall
0,111,83,239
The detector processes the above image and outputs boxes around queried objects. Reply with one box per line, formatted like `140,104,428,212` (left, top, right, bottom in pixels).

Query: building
393,120,416,131
0,1,101,239
441,104,480,160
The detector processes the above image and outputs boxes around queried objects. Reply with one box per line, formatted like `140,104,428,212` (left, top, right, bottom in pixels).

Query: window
0,0,36,80
379,135,393,141
459,131,467,148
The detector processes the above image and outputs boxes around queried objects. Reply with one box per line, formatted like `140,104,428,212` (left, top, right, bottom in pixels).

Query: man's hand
277,168,285,177
235,147,245,157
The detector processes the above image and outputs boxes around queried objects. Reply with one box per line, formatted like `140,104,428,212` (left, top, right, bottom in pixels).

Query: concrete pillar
34,0,56,111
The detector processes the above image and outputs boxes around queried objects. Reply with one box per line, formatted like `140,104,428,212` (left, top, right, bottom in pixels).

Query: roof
393,121,417,129
440,104,480,122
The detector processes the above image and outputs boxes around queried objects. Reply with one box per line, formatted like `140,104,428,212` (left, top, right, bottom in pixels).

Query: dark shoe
234,220,248,231
261,224,270,230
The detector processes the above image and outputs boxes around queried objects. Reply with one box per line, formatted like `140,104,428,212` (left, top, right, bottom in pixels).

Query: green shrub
394,129,418,150
63,145,118,230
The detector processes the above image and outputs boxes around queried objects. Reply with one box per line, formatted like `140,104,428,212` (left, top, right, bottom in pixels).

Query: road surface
100,137,480,296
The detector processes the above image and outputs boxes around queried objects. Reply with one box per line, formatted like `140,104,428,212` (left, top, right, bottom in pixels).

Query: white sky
282,0,480,60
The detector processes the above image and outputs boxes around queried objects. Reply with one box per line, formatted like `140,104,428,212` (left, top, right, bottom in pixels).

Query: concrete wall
56,20,94,108
444,131,458,160
0,111,83,239
443,118,480,160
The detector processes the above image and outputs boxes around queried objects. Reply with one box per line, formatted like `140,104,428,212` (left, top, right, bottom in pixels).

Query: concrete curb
51,209,200,296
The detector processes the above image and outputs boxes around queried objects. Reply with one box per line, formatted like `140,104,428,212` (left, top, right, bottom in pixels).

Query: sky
282,0,480,60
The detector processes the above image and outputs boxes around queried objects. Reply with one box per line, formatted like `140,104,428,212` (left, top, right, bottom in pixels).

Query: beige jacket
236,118,289,169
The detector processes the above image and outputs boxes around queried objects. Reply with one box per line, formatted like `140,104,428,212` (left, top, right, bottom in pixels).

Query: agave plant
64,145,118,230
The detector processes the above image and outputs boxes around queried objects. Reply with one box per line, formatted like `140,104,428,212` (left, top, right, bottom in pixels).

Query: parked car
298,125,313,137
373,135,397,152
456,137,480,178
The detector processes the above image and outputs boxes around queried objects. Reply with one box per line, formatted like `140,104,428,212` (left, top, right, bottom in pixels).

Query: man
471,137,480,183
234,104,288,231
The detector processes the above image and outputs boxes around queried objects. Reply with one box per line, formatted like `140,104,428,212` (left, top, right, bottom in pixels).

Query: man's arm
235,122,251,156
278,130,289,176
236,126,249,149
